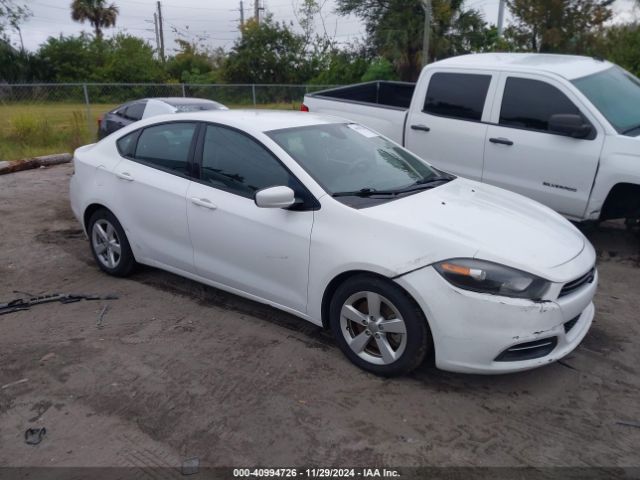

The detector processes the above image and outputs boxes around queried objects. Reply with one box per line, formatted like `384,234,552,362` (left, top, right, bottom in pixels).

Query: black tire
88,208,136,277
329,274,431,377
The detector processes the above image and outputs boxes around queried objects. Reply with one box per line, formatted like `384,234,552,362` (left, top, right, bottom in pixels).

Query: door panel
405,70,497,181
110,121,198,272
483,125,601,217
406,113,488,180
187,183,313,312
187,123,314,313
111,158,194,271
482,74,603,218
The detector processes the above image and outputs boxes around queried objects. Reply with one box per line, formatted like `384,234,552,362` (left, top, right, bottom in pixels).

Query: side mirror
255,186,296,209
548,114,593,139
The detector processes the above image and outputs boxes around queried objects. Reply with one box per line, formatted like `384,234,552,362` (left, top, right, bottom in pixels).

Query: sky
7,0,640,53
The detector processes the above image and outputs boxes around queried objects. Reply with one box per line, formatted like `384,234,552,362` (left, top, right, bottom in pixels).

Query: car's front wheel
329,274,431,376
88,208,136,277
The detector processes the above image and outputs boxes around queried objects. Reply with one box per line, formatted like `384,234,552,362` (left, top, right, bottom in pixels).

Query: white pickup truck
302,53,640,225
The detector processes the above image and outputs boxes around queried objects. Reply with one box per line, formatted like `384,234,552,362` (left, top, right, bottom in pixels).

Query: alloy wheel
91,219,122,269
340,291,407,365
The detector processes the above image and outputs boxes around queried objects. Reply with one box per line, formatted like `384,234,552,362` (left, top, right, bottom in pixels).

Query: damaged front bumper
395,261,598,375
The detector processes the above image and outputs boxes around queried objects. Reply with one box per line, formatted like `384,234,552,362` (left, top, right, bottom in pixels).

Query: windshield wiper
331,176,454,198
331,188,396,198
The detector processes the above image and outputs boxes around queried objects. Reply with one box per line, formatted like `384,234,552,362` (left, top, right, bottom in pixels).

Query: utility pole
157,1,165,62
254,0,263,24
240,0,244,28
420,0,432,67
497,0,506,38
153,12,160,58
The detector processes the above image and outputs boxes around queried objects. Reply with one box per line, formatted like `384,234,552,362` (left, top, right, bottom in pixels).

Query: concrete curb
0,153,72,175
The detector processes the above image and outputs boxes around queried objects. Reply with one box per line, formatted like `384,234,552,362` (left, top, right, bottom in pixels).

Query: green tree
506,0,614,53
361,57,398,81
165,39,215,83
37,33,162,83
308,45,371,84
335,0,489,81
96,34,163,82
588,23,640,76
0,39,44,81
223,16,307,84
71,0,119,40
37,34,98,81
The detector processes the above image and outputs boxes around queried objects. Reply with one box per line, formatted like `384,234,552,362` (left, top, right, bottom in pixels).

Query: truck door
483,73,604,219
404,70,498,181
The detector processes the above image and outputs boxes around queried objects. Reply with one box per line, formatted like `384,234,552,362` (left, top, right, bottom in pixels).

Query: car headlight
434,258,550,300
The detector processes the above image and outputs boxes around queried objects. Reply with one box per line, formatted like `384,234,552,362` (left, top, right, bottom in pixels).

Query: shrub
10,114,55,146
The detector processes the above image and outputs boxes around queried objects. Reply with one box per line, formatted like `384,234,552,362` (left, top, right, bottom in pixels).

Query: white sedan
70,110,597,376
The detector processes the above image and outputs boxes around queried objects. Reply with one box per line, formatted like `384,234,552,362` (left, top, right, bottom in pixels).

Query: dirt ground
1,164,639,470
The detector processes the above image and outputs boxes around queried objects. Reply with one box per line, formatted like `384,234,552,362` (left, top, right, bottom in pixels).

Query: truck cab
303,53,640,224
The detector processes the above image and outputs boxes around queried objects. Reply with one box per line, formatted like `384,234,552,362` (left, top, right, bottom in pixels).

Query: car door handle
115,171,134,181
410,124,431,132
190,197,217,210
489,137,514,146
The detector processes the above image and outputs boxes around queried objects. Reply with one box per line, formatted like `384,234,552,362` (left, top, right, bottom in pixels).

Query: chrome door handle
115,171,134,181
191,197,217,210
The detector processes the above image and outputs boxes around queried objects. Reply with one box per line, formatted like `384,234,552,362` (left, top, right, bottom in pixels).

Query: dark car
97,97,227,139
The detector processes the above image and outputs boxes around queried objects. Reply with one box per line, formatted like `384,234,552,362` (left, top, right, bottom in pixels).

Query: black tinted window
500,78,582,132
116,131,137,157
135,122,197,175
201,125,292,198
125,102,146,121
424,73,491,121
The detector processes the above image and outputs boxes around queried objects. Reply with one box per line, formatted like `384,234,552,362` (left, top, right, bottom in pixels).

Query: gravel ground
1,164,639,470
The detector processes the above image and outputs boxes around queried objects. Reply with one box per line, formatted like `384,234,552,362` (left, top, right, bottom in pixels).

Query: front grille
559,267,595,298
564,315,580,333
495,337,558,362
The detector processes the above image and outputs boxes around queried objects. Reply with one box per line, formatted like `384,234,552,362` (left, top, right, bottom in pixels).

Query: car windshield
572,66,640,136
266,123,448,196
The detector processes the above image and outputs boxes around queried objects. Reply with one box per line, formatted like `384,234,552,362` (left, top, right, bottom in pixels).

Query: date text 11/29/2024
232,468,401,478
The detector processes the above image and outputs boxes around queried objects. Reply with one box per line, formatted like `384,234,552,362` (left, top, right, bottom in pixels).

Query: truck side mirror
548,114,593,139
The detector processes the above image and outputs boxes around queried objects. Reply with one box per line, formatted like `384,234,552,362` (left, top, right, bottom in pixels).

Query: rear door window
134,122,197,175
124,102,146,121
424,72,492,122
499,77,582,132
116,131,138,157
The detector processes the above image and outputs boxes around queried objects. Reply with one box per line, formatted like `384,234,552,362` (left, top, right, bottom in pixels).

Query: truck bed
309,81,416,109
304,81,416,144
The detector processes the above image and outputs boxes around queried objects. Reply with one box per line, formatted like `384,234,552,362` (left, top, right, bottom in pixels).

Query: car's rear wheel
88,209,136,277
329,274,431,376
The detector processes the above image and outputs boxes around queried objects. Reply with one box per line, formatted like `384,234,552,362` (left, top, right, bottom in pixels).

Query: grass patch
0,101,300,162
0,103,116,161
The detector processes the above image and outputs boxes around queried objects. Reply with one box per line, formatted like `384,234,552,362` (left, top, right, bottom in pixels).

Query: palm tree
71,0,119,40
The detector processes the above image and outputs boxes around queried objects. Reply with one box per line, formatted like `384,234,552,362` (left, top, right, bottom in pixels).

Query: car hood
360,178,586,277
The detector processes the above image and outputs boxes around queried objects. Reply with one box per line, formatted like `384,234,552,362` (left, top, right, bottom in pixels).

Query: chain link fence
0,83,335,161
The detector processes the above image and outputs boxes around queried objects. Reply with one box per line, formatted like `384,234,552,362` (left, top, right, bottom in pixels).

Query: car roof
163,109,347,132
431,53,612,80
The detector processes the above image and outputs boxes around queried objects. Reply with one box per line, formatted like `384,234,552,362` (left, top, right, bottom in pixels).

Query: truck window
423,72,491,122
500,77,582,132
